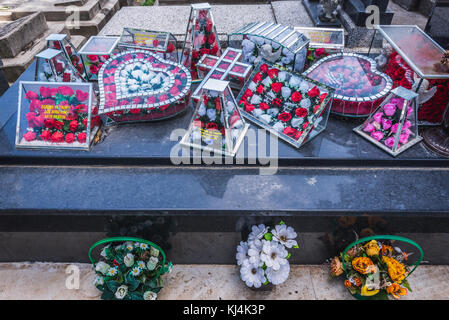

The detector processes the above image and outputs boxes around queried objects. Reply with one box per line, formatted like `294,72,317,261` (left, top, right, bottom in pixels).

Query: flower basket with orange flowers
329,235,423,300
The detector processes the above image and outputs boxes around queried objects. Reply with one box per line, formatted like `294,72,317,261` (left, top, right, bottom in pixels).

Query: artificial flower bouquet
329,235,423,300
36,49,84,83
237,60,333,148
48,38,86,78
98,50,192,124
182,4,221,79
15,81,101,150
305,47,332,69
89,237,173,300
236,222,298,289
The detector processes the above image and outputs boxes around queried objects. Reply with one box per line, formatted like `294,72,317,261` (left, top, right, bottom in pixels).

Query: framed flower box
15,81,101,151
353,86,422,157
293,27,344,69
46,33,87,80
228,22,310,73
118,28,178,63
78,36,120,81
303,53,393,117
97,50,192,125
236,60,334,149
180,79,249,157
35,48,85,83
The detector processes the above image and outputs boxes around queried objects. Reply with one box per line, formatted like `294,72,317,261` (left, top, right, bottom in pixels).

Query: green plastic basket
89,236,172,278
342,235,423,300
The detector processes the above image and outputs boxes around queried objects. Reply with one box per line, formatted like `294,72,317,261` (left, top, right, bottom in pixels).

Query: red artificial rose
53,41,61,50
24,131,36,141
167,43,176,53
40,130,51,141
54,120,64,130
153,39,159,47
29,99,42,112
210,43,220,55
91,116,102,127
65,133,75,143
66,113,77,121
260,63,269,72
313,105,321,113
44,118,55,128
194,120,203,128
267,68,279,79
291,91,302,103
294,130,303,140
206,19,213,33
55,62,64,73
58,86,74,97
192,50,200,60
307,86,320,98
88,55,99,63
243,89,253,98
245,104,255,112
74,104,88,113
256,85,265,94
314,48,326,57
208,33,215,45
302,122,309,130
283,127,297,137
259,102,270,110
200,48,210,56
319,93,328,103
62,73,71,82
253,72,263,83
295,107,308,118
90,65,99,75
69,120,78,132
25,91,38,100
271,82,283,93
206,122,218,130
77,132,87,143
76,90,89,102
50,132,64,143
278,112,292,122
129,108,141,114
92,106,98,115
39,87,52,98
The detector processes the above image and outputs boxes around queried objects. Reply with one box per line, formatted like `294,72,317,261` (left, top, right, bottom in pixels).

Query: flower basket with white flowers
236,221,299,289
89,237,173,300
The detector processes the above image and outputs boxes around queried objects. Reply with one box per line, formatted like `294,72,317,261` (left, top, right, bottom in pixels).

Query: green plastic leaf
402,279,413,292
128,292,144,300
106,280,121,293
101,291,115,300
264,233,273,241
293,244,299,249
286,253,291,259
279,221,285,225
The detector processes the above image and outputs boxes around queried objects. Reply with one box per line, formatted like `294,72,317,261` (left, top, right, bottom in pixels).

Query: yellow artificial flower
352,257,377,274
330,257,344,277
382,256,406,283
361,285,379,296
364,240,380,256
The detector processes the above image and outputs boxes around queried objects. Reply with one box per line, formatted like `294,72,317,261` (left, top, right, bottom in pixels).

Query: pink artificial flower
399,133,410,144
382,118,392,130
391,123,399,133
24,131,36,141
39,87,52,98
363,123,375,133
403,120,412,130
58,86,75,97
25,91,38,100
373,112,383,124
384,137,395,148
76,90,89,102
383,103,396,117
370,131,384,141
406,106,413,117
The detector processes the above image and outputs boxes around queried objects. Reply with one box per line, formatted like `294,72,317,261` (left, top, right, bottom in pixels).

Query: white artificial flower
281,56,292,65
252,108,264,118
95,261,110,275
289,75,301,88
249,55,257,64
266,263,290,285
140,243,149,250
272,224,298,248
260,240,288,271
247,239,263,266
271,41,281,50
278,71,288,82
206,109,217,121
125,64,134,72
254,36,265,46
299,81,310,93
131,267,141,276
226,101,236,113
248,224,268,242
242,39,255,54
261,76,272,87
94,276,104,286
259,114,272,123
125,242,134,251
282,47,291,55
198,103,206,116
290,117,304,128
143,291,158,300
250,95,262,105
247,81,257,92
100,245,110,258
240,260,266,288
131,69,143,80
124,253,135,267
115,285,128,299
300,98,311,109
281,87,292,99
232,119,243,129
106,267,118,277
136,260,146,269
266,108,279,116
272,122,285,132
147,256,158,271
236,241,249,266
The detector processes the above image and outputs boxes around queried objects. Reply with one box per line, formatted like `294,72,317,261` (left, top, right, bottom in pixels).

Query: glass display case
303,53,392,117
236,60,334,149
193,47,252,102
118,28,178,63
354,86,422,157
35,48,85,83
181,79,249,157
97,50,192,125
228,22,310,73
46,33,86,80
181,3,222,79
371,25,449,125
293,27,344,69
78,36,120,81
15,81,101,150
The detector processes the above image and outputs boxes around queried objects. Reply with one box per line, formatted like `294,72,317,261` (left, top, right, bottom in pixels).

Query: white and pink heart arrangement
98,50,192,124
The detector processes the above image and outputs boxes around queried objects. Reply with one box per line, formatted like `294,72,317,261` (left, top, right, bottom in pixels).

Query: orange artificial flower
386,283,408,299
382,256,406,283
352,257,377,274
354,277,362,287
344,280,352,288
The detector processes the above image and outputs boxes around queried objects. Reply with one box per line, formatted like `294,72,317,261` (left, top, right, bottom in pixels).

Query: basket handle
342,235,423,280
88,236,171,278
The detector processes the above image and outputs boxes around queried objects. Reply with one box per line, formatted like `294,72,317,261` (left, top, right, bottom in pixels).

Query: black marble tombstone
0,59,9,97
343,0,394,27
425,0,449,49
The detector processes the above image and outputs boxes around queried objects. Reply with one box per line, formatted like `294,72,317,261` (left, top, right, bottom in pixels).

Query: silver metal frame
79,36,120,55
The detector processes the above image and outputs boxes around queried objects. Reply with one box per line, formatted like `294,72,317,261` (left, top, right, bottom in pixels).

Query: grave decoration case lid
15,81,101,151
118,28,178,63
303,52,393,117
35,48,85,83
181,79,249,157
236,60,334,149
98,50,192,124
228,22,310,73
293,27,344,50
353,86,422,157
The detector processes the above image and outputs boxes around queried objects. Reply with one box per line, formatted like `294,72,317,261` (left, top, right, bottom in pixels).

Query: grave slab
271,1,314,28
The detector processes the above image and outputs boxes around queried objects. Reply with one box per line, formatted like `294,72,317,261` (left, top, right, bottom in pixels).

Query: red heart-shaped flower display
304,53,392,116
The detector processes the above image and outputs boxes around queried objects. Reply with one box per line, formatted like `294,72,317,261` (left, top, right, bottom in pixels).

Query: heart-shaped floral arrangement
98,50,191,121
303,53,392,116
